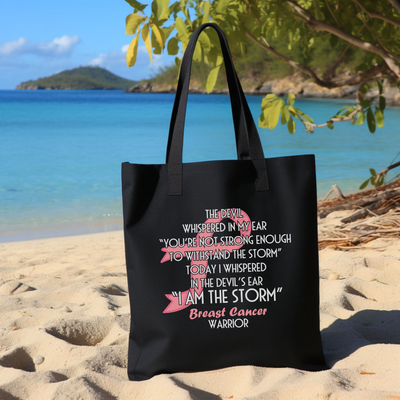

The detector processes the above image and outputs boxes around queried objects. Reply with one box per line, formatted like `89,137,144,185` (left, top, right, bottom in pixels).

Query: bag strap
167,23,269,195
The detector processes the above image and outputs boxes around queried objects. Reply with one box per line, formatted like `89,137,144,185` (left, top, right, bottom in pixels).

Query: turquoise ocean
1,90,399,242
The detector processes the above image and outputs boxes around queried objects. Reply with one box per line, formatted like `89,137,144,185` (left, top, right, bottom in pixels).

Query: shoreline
125,73,400,106
0,178,391,244
0,220,122,244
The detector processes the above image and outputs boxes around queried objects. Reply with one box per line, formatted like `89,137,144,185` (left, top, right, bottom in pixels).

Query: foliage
359,152,400,189
124,0,399,132
19,67,137,90
359,168,385,190
259,93,314,133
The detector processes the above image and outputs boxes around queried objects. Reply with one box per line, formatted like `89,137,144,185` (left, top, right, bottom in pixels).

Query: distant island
16,67,137,90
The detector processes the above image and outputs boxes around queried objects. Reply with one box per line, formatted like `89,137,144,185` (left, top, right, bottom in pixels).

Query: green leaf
159,0,171,20
193,41,202,62
263,93,279,101
167,37,179,55
262,100,283,129
162,24,175,41
375,108,384,128
359,84,369,94
377,79,383,95
287,116,295,134
341,109,354,117
336,106,354,115
202,1,211,24
198,31,211,53
288,93,295,106
175,16,189,46
126,14,146,35
313,0,324,20
126,31,140,67
330,34,338,48
327,122,334,130
142,23,152,63
359,178,370,190
151,29,162,53
377,174,385,186
293,107,314,123
152,0,164,20
125,0,147,12
356,111,365,126
169,1,180,15
355,62,368,72
367,108,376,133
258,112,267,129
369,168,376,176
288,105,304,122
206,56,222,93
288,108,299,121
261,94,278,110
360,99,372,109
261,101,278,123
249,0,261,19
215,0,230,15
281,105,290,125
379,95,386,111
151,23,165,49
268,101,283,129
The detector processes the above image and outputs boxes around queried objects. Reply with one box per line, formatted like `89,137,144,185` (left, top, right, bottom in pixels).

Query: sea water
1,90,399,241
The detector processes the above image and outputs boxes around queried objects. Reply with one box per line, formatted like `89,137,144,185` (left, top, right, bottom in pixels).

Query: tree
124,0,400,185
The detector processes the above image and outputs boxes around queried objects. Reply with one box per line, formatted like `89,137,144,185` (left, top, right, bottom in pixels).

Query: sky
0,0,177,89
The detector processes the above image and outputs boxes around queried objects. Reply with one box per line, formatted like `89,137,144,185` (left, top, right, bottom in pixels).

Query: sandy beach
1,210,400,399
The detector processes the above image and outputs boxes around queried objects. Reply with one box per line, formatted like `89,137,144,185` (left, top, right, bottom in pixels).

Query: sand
0,211,400,399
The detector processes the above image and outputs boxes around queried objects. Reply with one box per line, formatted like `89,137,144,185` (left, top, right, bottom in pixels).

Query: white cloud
34,35,81,56
87,45,176,81
89,45,165,70
0,35,81,59
0,38,27,56
88,51,124,68
88,44,130,68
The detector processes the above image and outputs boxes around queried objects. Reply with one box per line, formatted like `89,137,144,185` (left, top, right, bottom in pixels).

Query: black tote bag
122,22,326,381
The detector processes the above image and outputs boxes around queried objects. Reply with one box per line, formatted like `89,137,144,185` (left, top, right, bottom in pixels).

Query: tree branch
335,63,389,86
375,161,400,184
304,106,362,132
322,24,365,80
322,43,351,80
358,18,392,54
285,0,400,78
324,0,341,26
246,30,333,87
246,29,389,88
352,0,400,28
389,0,400,15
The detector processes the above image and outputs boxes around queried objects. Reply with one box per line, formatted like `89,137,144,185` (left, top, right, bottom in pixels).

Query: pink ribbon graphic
161,210,252,313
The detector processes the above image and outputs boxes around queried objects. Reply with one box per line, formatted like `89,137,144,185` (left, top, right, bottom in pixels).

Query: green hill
138,33,368,91
16,67,137,90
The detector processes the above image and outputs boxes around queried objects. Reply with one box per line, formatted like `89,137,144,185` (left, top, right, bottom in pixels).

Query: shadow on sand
321,309,400,365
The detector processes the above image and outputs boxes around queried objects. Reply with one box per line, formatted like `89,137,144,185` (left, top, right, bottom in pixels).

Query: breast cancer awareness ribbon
161,210,252,313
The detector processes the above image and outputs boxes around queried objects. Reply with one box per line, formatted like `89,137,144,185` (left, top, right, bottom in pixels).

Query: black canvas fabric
122,22,327,381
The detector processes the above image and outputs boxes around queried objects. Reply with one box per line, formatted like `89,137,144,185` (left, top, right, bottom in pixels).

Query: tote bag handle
167,23,269,195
